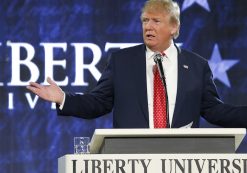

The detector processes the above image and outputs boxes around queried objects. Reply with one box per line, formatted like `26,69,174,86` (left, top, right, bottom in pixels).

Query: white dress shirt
146,43,178,128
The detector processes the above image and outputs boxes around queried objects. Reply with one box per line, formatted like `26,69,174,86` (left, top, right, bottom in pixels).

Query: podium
90,128,246,154
58,128,246,173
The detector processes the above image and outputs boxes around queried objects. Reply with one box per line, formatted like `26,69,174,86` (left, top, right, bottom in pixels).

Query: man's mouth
146,34,155,39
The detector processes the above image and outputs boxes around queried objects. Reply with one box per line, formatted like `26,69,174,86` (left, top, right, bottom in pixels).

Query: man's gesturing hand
26,77,64,105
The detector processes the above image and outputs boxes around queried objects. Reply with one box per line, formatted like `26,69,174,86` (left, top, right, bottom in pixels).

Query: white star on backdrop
182,0,210,12
208,44,239,87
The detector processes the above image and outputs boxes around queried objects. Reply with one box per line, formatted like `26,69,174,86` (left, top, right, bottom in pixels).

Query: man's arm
200,62,247,128
27,56,114,119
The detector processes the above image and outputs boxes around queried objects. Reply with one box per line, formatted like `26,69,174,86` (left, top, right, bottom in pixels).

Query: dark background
0,0,247,172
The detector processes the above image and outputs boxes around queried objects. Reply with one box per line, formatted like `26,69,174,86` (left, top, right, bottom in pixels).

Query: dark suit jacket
57,44,247,128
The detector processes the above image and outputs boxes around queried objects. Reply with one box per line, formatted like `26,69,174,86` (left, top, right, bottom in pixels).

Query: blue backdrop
1,0,247,172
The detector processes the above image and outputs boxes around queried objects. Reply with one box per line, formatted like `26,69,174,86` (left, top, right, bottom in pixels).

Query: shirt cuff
59,92,66,110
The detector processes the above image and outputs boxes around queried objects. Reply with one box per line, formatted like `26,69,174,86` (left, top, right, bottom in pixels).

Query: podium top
90,128,246,154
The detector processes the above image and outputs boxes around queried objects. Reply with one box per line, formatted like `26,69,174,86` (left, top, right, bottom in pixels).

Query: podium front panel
99,137,235,154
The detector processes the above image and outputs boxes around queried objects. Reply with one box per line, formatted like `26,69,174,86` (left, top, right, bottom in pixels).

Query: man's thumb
47,77,56,85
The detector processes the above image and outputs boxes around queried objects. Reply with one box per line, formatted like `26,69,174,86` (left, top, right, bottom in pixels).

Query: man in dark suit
27,0,247,128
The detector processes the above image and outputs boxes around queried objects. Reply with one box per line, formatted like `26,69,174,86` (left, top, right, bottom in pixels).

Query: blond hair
141,0,180,39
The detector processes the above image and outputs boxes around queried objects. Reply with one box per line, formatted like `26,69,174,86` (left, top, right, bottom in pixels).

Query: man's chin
144,42,156,50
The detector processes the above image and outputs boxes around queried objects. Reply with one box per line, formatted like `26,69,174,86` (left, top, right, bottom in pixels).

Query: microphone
153,53,166,87
153,52,170,128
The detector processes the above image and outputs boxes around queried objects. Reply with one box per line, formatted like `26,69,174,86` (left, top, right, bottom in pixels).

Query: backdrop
1,0,247,172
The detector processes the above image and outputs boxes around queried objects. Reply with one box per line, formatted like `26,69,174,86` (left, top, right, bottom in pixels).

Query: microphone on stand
153,52,170,128
153,53,166,87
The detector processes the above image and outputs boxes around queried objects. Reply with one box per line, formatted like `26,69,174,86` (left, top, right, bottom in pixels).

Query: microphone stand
153,53,170,128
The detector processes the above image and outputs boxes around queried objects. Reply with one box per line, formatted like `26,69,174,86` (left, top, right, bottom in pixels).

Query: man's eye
154,20,161,24
142,18,149,23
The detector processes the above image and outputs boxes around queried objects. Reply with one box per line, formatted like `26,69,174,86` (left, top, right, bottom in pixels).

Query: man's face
141,10,177,52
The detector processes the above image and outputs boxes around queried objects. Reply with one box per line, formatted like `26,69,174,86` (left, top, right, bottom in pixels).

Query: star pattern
182,0,210,12
208,44,239,87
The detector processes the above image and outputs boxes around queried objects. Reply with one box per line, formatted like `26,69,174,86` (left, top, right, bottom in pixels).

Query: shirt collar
146,41,177,62
146,46,155,60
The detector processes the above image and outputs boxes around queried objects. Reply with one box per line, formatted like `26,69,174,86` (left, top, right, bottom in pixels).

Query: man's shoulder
112,44,145,56
179,47,208,64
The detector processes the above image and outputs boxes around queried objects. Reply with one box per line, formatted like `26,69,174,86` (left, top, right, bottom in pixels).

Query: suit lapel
133,45,149,124
130,44,190,127
172,47,190,127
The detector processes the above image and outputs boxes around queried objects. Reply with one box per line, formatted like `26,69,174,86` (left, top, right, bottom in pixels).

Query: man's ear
171,23,179,36
171,23,179,35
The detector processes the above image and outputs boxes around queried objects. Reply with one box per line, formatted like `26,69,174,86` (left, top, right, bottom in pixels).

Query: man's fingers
26,86,39,94
29,82,43,89
27,82,44,95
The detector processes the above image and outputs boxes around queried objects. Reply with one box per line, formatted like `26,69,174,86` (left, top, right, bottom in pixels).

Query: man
27,0,247,128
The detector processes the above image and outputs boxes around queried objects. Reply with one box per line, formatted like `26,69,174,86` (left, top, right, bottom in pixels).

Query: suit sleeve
56,56,114,119
200,62,247,128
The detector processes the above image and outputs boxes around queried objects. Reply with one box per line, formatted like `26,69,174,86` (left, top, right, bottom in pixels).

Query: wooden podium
58,128,246,173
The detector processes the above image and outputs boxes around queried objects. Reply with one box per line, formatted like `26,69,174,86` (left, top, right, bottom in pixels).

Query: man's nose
144,21,154,30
